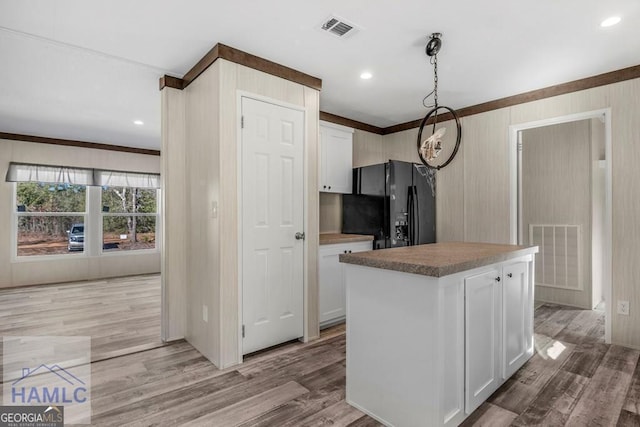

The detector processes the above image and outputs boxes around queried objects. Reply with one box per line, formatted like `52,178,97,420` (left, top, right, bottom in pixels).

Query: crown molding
159,43,322,92
0,132,160,156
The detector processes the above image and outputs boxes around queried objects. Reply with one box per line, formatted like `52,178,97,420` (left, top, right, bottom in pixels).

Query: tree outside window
15,182,86,256
101,187,157,252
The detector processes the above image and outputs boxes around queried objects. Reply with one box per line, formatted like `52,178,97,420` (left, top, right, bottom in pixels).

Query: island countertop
339,241,538,277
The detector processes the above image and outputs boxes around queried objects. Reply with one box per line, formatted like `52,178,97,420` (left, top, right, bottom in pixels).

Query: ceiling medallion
416,33,462,170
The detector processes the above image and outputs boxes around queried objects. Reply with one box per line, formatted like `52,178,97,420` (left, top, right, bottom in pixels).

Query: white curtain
95,170,160,189
5,162,94,185
5,162,160,189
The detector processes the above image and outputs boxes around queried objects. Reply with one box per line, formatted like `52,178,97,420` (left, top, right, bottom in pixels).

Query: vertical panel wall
462,108,512,244
184,62,222,365
161,87,187,341
167,58,321,369
609,78,640,348
351,78,640,349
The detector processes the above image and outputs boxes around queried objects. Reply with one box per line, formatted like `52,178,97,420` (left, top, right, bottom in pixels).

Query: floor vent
529,224,582,291
319,16,359,38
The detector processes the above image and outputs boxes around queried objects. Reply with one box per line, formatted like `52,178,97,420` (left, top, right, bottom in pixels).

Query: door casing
508,108,612,343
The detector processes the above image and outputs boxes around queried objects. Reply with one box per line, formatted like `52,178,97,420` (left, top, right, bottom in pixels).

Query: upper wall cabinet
319,121,354,194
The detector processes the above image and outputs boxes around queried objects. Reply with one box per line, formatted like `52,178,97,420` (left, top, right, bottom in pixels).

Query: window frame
99,187,161,256
11,184,161,261
12,183,89,261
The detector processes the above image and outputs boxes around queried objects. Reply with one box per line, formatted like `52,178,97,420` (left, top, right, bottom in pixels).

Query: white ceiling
0,0,638,150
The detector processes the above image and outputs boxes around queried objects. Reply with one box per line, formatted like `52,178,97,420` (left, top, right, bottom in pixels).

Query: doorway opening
509,109,612,344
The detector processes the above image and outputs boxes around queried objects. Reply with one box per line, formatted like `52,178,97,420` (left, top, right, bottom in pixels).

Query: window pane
101,187,157,214
16,182,86,213
103,216,156,252
17,216,85,256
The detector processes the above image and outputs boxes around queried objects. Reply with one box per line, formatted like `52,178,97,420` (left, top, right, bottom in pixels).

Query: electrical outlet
202,305,208,322
617,300,630,316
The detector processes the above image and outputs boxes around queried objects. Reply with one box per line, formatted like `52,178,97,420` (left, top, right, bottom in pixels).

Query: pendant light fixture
416,33,461,170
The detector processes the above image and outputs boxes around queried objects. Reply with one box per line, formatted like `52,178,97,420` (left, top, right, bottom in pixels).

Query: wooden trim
382,120,422,135
0,132,161,156
216,44,322,91
160,47,640,135
159,75,184,90
159,43,322,92
383,64,640,134
181,44,221,88
319,112,384,134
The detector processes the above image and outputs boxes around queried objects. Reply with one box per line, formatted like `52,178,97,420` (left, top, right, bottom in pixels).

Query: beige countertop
339,241,538,277
319,233,375,245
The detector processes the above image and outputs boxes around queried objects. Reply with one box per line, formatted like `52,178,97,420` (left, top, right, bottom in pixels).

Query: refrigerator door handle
407,187,414,246
413,186,420,245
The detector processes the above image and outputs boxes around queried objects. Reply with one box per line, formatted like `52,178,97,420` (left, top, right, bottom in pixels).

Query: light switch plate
203,305,209,322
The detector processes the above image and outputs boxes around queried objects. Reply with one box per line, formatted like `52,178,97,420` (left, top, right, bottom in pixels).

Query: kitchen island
339,242,538,427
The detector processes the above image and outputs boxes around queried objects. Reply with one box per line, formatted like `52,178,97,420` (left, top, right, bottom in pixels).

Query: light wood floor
2,277,639,426
0,274,164,362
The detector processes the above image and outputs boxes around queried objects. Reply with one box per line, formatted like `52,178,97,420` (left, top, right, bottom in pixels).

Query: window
15,182,87,256
8,162,160,258
101,187,158,252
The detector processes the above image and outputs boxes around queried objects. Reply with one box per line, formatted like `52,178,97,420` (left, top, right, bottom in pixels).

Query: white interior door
241,96,305,355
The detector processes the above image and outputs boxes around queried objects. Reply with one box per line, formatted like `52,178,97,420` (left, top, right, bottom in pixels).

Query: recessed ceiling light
601,16,621,27
360,72,373,80
133,120,144,126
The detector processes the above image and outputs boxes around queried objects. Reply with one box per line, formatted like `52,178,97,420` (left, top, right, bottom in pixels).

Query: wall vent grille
529,224,582,291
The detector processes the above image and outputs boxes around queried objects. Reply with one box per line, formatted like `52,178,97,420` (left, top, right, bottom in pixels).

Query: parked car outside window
67,223,84,251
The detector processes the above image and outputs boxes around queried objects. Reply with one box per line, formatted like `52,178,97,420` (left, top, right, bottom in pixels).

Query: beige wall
0,139,161,289
521,120,592,309
319,192,341,233
162,59,320,368
352,77,640,349
161,87,187,342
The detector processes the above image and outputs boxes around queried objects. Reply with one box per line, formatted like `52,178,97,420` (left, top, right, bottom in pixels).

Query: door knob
507,273,513,278
295,232,306,240
495,277,501,282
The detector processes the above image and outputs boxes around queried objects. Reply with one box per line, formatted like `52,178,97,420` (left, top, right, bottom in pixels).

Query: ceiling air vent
320,15,359,38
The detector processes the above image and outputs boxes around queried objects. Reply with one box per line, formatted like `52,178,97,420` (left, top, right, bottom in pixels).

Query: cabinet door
318,245,347,324
465,268,502,414
319,125,353,194
319,241,372,326
503,261,532,378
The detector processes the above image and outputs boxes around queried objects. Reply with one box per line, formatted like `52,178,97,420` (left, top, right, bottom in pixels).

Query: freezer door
353,163,385,196
388,160,413,248
412,164,436,244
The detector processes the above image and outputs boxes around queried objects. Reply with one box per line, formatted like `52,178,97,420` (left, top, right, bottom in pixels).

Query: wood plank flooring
0,274,164,362
2,276,640,426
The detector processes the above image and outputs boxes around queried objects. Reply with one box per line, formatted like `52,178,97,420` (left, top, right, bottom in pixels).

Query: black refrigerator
342,160,436,249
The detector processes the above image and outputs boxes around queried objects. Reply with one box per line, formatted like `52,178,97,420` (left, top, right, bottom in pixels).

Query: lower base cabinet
345,255,534,426
465,268,502,414
319,241,372,327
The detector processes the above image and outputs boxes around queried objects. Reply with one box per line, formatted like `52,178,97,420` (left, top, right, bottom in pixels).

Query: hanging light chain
432,53,438,108
422,46,439,109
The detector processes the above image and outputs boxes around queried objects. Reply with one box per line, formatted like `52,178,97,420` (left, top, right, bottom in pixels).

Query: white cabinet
344,251,536,427
319,241,372,326
319,122,353,194
465,268,502,414
503,261,533,379
465,261,533,414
